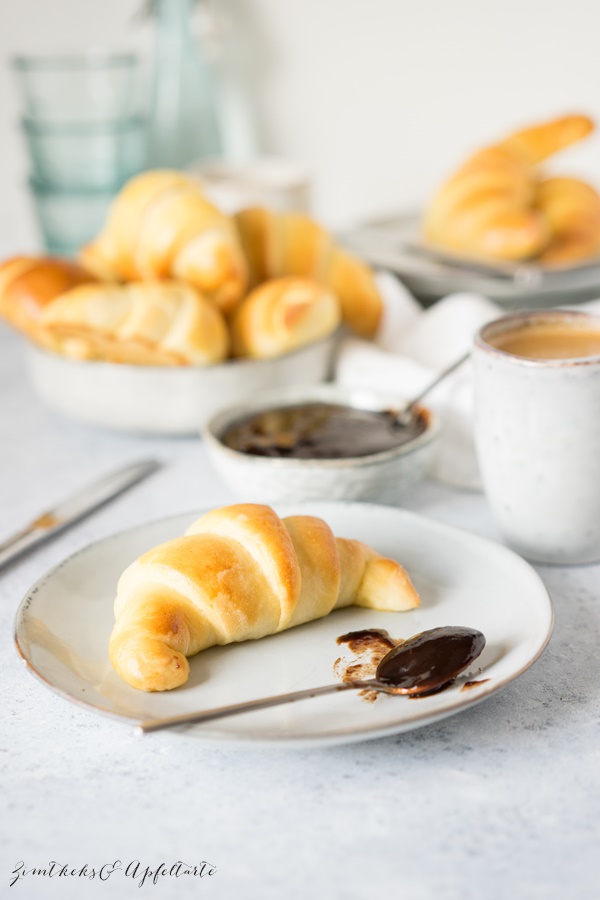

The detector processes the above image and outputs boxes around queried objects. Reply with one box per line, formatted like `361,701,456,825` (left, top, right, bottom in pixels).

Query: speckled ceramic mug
473,309,600,564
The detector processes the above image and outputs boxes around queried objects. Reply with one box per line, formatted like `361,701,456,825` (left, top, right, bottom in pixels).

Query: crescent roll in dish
231,276,341,359
423,114,595,262
0,255,96,342
81,170,248,314
109,503,421,691
40,280,229,366
235,208,384,338
535,176,600,265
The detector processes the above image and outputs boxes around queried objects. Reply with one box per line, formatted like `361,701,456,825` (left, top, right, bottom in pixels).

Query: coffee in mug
487,318,600,360
473,309,600,564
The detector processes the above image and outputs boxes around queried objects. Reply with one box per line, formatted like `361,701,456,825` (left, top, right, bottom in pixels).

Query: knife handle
0,459,161,573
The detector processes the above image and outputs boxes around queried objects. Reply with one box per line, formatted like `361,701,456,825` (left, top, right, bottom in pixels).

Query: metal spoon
135,626,485,735
393,350,470,427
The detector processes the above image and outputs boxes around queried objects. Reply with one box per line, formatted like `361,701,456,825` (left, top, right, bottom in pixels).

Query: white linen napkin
335,275,600,490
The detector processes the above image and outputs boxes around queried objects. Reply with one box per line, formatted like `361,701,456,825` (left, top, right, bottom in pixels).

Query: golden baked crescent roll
235,207,383,338
325,250,384,339
81,171,199,283
535,176,600,265
423,114,595,261
40,280,229,366
276,212,335,279
234,206,280,288
0,256,96,341
231,276,341,359
81,170,248,315
499,115,594,165
78,241,123,283
277,215,383,337
109,503,421,691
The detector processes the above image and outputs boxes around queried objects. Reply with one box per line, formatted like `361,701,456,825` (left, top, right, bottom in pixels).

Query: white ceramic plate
343,213,600,307
14,502,553,748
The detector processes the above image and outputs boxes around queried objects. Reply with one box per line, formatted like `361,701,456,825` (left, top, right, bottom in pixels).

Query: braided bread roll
40,281,229,365
0,256,96,342
109,503,421,691
423,114,594,261
235,208,383,338
81,170,248,315
231,276,341,359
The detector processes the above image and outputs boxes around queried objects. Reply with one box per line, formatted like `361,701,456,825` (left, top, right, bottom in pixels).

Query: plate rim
346,213,600,304
14,501,555,746
357,211,600,277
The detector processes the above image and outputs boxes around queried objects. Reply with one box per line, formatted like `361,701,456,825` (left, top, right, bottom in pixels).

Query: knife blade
0,459,161,571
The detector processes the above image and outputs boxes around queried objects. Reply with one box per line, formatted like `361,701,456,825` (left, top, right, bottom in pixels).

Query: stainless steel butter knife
0,459,161,571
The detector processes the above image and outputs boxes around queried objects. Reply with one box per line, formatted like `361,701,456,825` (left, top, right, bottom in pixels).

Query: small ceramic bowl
25,335,337,434
203,384,440,504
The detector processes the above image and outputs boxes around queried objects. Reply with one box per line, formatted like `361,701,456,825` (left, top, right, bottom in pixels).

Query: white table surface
1,324,598,900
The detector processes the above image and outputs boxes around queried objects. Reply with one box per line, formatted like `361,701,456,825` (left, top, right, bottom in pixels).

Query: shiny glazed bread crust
109,503,421,692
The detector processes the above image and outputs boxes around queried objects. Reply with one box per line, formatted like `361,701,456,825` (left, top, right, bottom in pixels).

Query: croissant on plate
231,276,341,359
109,503,421,691
535,176,600,265
235,208,384,338
0,256,96,342
40,280,229,365
81,170,248,315
423,114,596,262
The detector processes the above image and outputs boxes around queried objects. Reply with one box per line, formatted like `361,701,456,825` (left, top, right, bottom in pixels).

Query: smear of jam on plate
334,629,399,703
460,679,490,692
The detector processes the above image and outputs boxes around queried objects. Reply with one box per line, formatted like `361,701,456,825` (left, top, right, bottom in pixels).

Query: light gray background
1,0,600,243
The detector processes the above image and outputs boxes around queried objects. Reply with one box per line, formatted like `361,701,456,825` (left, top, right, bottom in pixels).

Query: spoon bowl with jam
203,384,440,504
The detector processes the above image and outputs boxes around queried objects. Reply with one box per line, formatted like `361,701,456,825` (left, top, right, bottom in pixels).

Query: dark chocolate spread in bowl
222,402,429,460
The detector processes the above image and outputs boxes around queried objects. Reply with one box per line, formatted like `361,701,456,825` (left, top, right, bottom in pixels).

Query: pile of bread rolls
423,114,600,265
0,170,384,367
